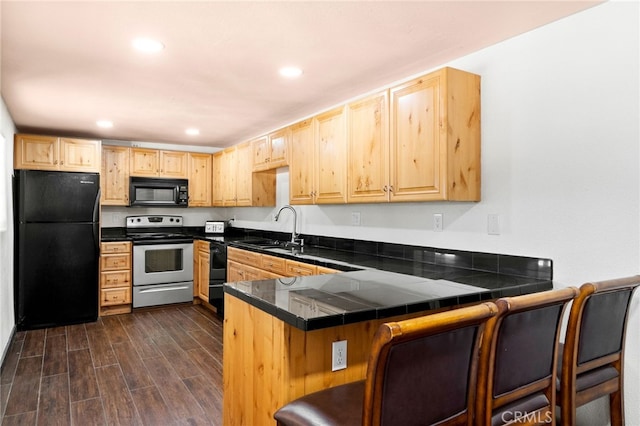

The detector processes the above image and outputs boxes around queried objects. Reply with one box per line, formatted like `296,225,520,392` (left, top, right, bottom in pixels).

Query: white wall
1,96,16,362
3,1,638,423
229,2,640,423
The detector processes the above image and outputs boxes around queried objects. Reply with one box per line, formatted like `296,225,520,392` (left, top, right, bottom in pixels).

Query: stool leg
609,388,624,426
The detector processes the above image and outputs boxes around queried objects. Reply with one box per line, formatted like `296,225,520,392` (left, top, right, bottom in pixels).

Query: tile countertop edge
224,277,553,332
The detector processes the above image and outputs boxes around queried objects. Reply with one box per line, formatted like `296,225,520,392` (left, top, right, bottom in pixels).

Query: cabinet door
347,91,390,203
227,260,262,282
14,134,59,170
222,147,238,206
60,138,101,172
130,148,160,176
197,247,210,301
314,106,347,204
269,128,288,168
188,153,212,207
289,119,315,205
235,142,253,207
390,73,445,201
160,151,188,178
101,146,130,205
212,152,224,206
251,136,270,171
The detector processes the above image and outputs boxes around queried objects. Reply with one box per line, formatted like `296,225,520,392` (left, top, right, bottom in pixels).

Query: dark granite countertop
224,268,552,331
101,226,553,331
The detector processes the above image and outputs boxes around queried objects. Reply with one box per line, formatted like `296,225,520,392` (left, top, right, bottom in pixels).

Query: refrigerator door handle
93,189,101,254
93,223,100,255
93,188,101,223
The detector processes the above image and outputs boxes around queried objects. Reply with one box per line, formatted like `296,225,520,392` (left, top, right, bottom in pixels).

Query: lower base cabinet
99,241,132,316
227,247,339,281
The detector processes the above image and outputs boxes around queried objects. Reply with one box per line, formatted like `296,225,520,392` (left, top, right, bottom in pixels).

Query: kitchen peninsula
221,239,552,425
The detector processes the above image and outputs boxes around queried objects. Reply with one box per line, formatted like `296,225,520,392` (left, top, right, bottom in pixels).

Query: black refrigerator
14,170,100,330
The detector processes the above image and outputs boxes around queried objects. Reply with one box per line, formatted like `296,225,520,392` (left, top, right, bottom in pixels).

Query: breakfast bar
221,243,553,425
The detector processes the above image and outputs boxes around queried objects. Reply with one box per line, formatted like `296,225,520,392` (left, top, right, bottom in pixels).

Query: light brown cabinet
188,153,212,207
130,148,188,178
285,259,317,276
227,247,340,283
389,67,481,202
252,129,288,171
347,91,390,203
212,151,224,206
289,119,315,204
101,145,130,206
289,107,347,205
99,242,132,316
214,144,276,207
14,134,101,172
194,240,210,301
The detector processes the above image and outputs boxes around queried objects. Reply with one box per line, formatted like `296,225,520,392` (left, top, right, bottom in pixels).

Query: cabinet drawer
261,254,286,275
286,260,317,277
228,247,261,265
316,266,340,275
101,241,131,254
100,271,131,289
100,287,131,306
101,253,131,271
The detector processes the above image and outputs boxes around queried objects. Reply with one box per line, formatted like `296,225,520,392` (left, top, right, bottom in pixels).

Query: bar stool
475,288,578,426
274,302,499,426
557,276,640,426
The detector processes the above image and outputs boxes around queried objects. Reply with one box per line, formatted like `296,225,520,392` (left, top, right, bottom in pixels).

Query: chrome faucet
274,205,303,247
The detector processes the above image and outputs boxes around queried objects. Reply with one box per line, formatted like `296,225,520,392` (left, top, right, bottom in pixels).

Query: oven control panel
127,215,183,228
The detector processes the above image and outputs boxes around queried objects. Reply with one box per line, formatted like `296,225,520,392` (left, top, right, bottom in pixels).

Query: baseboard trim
1,325,17,369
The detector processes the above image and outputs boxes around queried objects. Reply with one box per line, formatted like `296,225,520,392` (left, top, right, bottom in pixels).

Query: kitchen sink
238,239,286,249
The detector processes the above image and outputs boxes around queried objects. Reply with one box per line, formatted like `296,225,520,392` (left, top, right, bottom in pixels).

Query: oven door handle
138,285,191,293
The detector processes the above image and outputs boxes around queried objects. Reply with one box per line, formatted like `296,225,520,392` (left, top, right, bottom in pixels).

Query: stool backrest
363,302,498,426
559,275,640,426
476,288,578,426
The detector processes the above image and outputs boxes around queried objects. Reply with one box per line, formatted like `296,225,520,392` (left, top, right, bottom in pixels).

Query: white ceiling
1,1,602,149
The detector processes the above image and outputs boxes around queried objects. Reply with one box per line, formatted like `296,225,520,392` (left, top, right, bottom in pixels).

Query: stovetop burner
126,215,192,243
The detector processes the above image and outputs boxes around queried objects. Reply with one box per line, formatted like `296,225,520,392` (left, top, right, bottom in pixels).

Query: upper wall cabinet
252,129,289,172
347,91,390,203
289,119,315,204
289,107,348,205
15,134,101,173
212,151,224,206
188,152,212,207
314,106,347,204
214,143,275,207
101,145,130,206
130,148,188,178
389,67,481,202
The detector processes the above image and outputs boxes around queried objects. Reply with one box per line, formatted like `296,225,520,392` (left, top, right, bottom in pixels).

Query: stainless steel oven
127,215,194,308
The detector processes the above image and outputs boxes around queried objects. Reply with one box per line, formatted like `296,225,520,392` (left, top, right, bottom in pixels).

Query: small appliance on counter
205,220,225,234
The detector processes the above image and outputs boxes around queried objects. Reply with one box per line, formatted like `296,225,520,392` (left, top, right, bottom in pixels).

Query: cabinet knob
389,185,394,193
383,185,388,193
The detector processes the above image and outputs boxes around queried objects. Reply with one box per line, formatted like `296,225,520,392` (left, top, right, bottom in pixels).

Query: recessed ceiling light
132,37,165,53
96,120,113,128
279,66,303,78
185,128,200,136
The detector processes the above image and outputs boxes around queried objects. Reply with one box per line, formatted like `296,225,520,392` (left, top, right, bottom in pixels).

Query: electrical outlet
488,214,500,235
351,212,361,226
332,340,347,371
433,213,443,232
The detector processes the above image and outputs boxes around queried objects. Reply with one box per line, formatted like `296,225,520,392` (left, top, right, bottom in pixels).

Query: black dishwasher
209,240,228,317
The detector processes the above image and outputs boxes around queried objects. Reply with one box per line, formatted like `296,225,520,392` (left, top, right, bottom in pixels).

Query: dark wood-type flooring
0,304,224,426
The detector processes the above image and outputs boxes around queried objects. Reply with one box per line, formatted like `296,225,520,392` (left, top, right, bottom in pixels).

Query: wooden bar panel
222,293,448,425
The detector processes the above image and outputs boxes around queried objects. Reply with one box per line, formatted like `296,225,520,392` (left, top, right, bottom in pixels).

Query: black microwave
129,177,189,207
